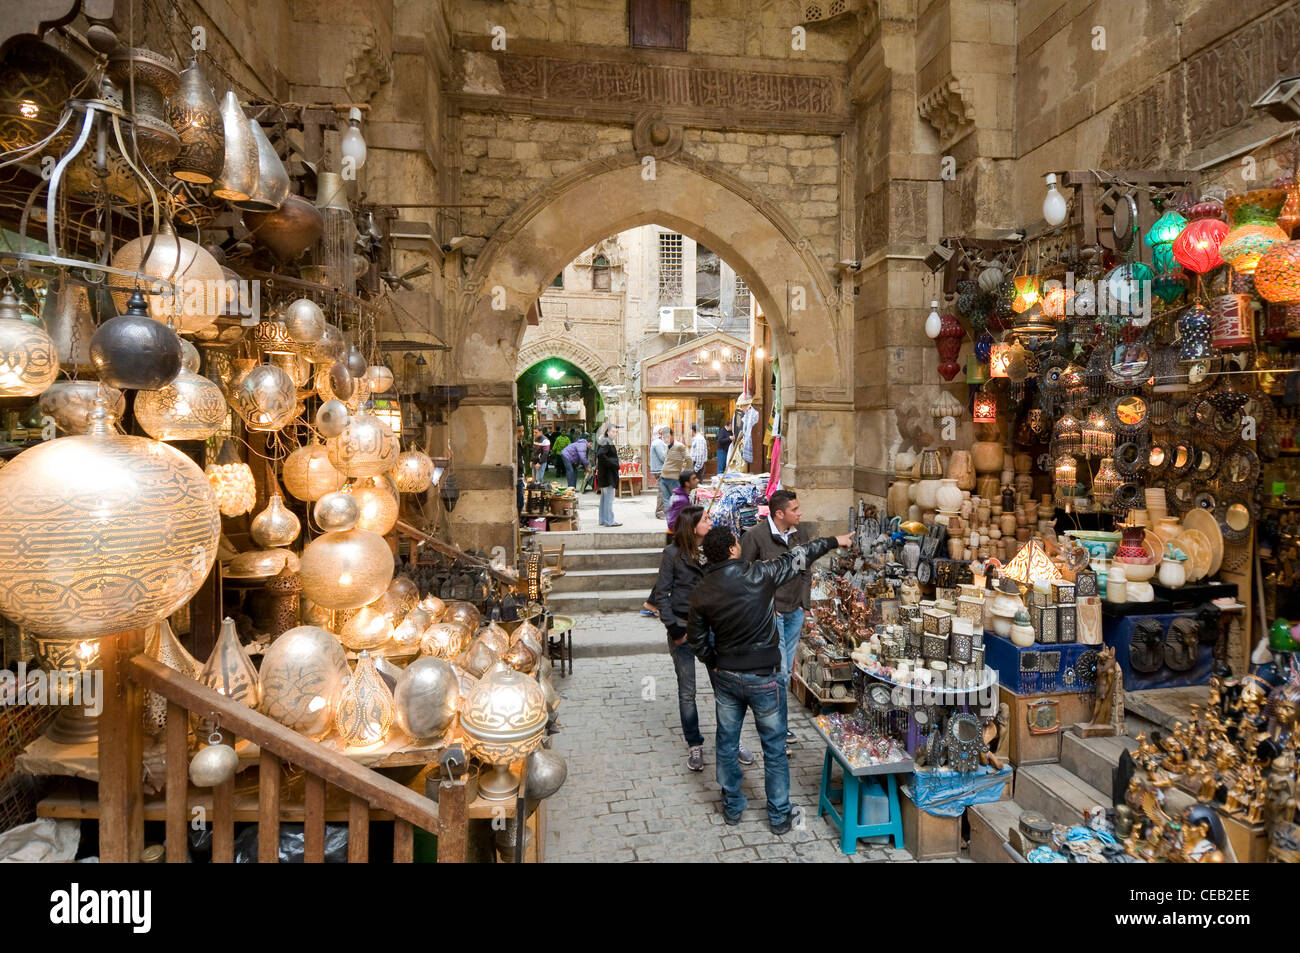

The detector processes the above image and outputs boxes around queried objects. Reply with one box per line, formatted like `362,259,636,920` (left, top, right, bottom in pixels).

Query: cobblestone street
541,612,949,863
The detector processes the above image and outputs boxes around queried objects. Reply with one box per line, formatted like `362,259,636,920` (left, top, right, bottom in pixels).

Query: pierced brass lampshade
347,476,399,535
0,401,220,637
134,369,227,441
334,651,394,747
213,92,258,202
282,441,345,502
298,527,394,610
393,449,434,493
0,288,58,397
258,624,347,740
168,57,225,184
234,120,290,212
109,221,225,334
231,362,297,431
327,413,399,477
459,662,548,800
250,493,301,548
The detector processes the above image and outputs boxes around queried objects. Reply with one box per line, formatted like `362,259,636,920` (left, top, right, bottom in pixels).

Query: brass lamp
31,634,104,743
458,661,548,800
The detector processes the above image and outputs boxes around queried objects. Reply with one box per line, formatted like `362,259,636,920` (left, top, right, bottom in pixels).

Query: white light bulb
1042,173,1067,227
341,107,367,169
924,300,942,339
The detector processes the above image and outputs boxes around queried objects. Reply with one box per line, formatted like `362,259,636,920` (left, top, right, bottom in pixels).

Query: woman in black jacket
655,505,752,772
595,424,622,526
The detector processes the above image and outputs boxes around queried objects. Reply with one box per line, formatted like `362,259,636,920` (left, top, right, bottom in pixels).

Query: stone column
445,382,517,555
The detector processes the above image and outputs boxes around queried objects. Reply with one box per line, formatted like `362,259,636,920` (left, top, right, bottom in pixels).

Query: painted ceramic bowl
1065,530,1121,559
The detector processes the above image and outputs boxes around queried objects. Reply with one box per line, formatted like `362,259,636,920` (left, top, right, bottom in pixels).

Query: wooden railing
96,630,470,863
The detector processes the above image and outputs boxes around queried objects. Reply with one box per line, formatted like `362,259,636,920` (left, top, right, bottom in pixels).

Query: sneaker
738,744,755,765
770,816,793,835
687,746,704,772
786,729,797,744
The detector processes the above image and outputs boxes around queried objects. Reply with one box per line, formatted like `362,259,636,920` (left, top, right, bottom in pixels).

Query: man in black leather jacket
687,524,850,832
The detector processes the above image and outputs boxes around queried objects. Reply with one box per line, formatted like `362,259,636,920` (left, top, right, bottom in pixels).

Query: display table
547,614,575,676
854,663,998,754
809,717,909,855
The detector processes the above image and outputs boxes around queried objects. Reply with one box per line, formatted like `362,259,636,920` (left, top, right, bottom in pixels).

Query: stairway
543,529,666,614
967,725,1199,861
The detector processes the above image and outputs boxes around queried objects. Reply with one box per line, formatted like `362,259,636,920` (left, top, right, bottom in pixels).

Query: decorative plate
1181,507,1223,577
1179,527,1212,582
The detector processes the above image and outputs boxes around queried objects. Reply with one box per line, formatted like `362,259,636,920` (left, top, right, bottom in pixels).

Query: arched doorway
445,155,854,550
516,357,604,481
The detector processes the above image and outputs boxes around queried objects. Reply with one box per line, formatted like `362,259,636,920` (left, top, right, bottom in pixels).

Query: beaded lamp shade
1082,410,1114,458
1172,218,1229,275
1054,454,1079,504
1091,457,1121,509
1053,413,1083,455
1223,188,1286,227
1255,241,1300,304
0,402,220,636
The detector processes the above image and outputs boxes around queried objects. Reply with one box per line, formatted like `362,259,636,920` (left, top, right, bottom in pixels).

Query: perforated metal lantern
327,413,399,477
282,442,344,501
0,288,58,397
393,449,434,493
90,291,183,390
110,222,225,334
134,369,226,441
231,362,296,431
258,624,347,740
0,401,220,636
298,528,394,610
459,662,549,799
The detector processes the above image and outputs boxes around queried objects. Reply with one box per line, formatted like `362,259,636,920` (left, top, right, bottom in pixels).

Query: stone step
561,547,665,571
968,799,1026,863
1014,763,1115,828
549,567,661,594
547,589,652,614
1060,732,1137,799
542,530,667,550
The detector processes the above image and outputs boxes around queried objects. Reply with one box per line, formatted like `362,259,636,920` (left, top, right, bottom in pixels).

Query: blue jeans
563,457,581,488
599,485,616,525
658,477,679,512
713,668,789,825
775,608,805,728
717,450,727,475
668,636,705,747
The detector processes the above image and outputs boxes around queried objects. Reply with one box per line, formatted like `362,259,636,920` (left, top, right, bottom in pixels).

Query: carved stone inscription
497,55,840,116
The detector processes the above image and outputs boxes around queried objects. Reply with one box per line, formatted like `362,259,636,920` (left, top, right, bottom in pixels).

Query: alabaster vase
947,450,976,491
258,624,347,740
0,403,219,636
298,528,394,610
459,662,549,799
334,650,395,747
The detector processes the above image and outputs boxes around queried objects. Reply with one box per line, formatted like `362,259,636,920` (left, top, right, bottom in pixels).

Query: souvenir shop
798,162,1300,863
0,18,567,863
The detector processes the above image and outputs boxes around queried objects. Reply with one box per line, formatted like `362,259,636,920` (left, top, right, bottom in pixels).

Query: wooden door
629,0,688,50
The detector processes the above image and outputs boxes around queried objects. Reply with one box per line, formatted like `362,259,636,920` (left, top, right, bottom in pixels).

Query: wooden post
436,780,467,863
97,628,146,862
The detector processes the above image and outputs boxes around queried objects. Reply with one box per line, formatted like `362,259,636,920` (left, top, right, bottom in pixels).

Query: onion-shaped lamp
283,441,345,501
327,413,399,477
91,290,184,390
298,527,394,610
1172,218,1229,275
1144,208,1187,266
0,399,220,636
458,661,549,800
250,492,301,548
231,362,297,431
283,298,325,345
334,651,394,747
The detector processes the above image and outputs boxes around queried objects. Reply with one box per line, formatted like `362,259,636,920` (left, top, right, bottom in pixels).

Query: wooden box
998,685,1094,767
899,786,962,861
547,516,575,532
1219,812,1268,864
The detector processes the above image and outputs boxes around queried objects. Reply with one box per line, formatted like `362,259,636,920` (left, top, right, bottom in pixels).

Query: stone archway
515,337,619,388
445,154,854,549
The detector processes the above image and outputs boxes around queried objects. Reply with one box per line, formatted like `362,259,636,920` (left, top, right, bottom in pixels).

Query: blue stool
817,747,905,855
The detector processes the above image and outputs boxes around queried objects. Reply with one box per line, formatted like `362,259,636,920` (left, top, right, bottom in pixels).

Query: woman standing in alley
655,505,753,773
595,423,622,527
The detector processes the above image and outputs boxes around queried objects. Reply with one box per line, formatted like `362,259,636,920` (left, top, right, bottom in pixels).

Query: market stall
0,26,567,863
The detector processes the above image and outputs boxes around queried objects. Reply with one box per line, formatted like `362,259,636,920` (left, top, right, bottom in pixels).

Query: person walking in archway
656,505,753,773
530,426,550,483
686,524,851,832
595,423,622,527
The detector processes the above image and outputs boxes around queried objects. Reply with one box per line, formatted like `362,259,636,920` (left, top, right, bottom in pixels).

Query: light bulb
924,300,942,339
341,107,367,169
1042,173,1068,227
755,347,765,359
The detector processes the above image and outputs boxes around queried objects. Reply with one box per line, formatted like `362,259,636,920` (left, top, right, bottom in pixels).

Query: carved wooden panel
630,0,688,51
0,0,78,46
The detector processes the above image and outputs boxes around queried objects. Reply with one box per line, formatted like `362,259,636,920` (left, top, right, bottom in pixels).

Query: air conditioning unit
658,306,697,333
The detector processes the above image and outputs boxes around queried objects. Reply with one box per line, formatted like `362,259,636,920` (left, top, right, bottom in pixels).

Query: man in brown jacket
739,490,810,745
658,429,691,528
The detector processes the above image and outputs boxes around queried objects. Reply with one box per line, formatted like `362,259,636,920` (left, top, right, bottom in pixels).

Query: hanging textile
739,405,759,463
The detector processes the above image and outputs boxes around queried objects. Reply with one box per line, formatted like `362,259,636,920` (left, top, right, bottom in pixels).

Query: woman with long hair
655,505,753,773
